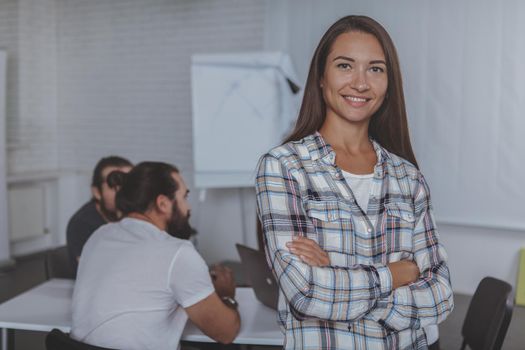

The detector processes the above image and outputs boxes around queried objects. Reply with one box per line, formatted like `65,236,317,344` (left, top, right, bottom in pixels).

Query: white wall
8,0,58,174
0,50,9,266
3,0,265,261
54,0,266,263
56,0,265,171
440,224,525,295
0,0,59,260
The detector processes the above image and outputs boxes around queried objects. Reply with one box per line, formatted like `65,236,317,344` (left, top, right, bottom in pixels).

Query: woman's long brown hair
284,15,418,168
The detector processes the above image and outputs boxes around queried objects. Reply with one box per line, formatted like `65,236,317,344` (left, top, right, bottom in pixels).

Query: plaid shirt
255,132,453,350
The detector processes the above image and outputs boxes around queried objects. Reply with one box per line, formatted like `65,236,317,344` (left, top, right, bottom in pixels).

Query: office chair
45,329,117,350
460,277,514,350
45,246,75,280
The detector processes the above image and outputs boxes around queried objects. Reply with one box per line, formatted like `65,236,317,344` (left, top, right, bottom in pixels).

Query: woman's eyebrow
332,56,386,65
332,55,354,62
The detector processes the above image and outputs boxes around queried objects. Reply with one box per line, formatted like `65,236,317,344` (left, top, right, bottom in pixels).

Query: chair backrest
45,329,116,350
461,277,514,350
45,246,75,280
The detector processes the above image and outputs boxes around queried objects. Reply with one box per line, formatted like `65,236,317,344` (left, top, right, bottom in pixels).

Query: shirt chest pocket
304,200,354,255
383,202,415,255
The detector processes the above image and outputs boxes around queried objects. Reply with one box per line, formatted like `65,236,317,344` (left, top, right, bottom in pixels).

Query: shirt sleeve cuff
180,287,215,308
375,265,393,298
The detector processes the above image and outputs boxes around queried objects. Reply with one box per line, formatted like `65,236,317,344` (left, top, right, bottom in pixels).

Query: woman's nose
350,70,369,92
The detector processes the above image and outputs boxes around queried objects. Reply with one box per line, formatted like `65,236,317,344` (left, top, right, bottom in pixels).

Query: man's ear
155,195,171,215
91,186,102,202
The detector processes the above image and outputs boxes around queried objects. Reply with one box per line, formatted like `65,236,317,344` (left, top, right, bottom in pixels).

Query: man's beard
97,197,119,222
166,203,196,240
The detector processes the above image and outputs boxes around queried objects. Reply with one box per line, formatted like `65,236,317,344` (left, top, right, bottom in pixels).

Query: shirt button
367,228,372,233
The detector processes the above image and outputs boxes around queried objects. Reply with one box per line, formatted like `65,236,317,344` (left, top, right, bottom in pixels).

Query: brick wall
56,0,265,175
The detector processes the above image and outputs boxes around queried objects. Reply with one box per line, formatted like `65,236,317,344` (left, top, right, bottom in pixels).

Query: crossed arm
257,154,393,321
256,154,453,330
287,236,419,290
289,231,453,331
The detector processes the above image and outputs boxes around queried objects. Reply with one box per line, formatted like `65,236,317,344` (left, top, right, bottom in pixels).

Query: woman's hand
286,236,330,267
387,260,420,289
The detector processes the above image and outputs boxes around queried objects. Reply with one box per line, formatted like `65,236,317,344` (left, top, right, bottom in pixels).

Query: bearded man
71,162,239,350
67,156,133,275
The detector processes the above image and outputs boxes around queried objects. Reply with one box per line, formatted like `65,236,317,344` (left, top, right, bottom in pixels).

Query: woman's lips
343,95,370,108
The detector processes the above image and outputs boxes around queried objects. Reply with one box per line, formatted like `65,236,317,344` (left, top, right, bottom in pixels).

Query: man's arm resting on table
184,292,240,344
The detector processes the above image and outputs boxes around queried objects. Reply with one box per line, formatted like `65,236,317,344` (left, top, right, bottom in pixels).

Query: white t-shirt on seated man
71,162,240,350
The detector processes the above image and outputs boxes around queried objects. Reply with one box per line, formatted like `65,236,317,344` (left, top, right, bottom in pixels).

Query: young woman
255,16,453,349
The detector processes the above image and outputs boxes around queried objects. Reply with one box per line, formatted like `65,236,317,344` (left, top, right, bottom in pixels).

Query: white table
0,279,283,349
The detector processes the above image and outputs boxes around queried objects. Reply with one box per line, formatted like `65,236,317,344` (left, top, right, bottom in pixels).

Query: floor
0,252,524,350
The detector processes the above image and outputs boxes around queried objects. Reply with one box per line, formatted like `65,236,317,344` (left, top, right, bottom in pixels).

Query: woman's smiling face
321,31,388,126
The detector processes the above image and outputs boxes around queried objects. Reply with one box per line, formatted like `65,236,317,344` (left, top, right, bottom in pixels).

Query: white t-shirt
341,170,374,213
71,218,215,350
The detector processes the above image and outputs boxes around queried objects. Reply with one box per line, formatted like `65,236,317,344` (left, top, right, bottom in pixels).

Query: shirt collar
119,217,169,240
307,131,389,170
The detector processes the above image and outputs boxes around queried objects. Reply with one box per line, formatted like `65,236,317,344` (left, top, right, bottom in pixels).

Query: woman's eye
337,63,351,70
370,66,385,73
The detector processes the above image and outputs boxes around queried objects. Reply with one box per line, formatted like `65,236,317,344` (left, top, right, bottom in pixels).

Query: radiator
7,184,48,242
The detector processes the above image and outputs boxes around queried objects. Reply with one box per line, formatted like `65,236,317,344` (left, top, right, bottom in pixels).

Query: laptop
235,243,279,310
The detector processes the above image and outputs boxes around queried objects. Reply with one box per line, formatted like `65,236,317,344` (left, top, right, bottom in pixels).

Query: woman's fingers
286,242,317,261
286,237,330,266
299,254,321,266
295,249,321,264
288,239,327,256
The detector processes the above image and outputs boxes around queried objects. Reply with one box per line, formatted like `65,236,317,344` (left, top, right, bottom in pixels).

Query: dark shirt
66,200,106,276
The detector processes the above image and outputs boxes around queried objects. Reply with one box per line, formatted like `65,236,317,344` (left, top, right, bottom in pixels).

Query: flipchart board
191,52,301,188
